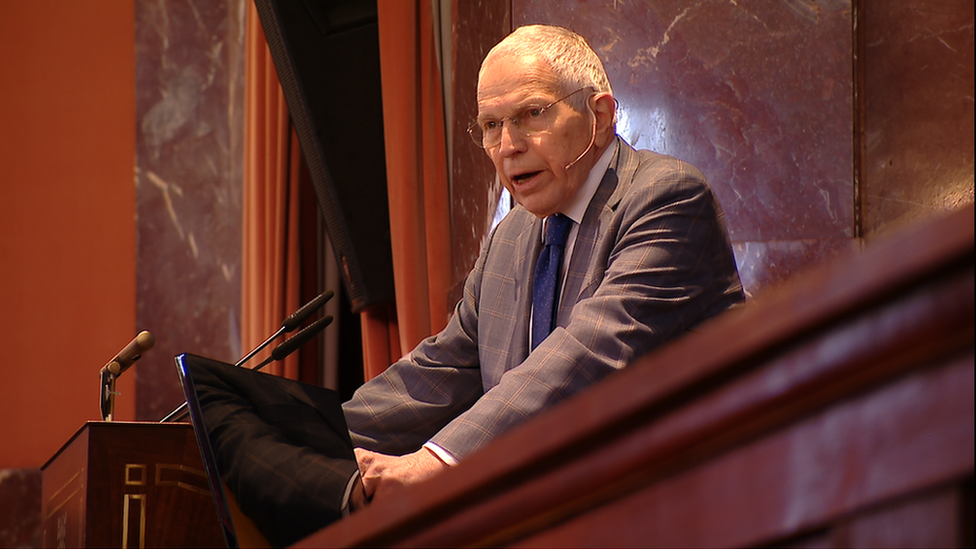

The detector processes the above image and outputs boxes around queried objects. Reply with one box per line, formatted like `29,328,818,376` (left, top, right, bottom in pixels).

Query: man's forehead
477,83,556,110
477,53,559,113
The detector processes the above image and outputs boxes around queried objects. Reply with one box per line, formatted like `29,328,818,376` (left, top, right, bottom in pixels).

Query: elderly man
197,24,742,546
347,23,742,498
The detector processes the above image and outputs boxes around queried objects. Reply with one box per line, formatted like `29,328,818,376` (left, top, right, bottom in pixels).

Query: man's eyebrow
477,95,553,121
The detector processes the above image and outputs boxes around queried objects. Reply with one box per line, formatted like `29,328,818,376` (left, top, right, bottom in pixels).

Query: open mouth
512,171,542,184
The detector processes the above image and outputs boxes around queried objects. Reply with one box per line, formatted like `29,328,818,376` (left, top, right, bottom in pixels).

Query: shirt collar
559,138,617,225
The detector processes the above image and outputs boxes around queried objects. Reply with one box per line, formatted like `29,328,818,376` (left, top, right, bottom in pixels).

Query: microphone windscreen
135,331,157,352
106,331,156,375
281,290,335,332
271,315,334,361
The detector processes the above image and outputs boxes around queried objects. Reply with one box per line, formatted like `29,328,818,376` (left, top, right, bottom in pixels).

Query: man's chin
518,198,557,218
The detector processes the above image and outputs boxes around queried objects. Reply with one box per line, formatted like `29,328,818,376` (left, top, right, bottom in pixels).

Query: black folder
175,353,357,548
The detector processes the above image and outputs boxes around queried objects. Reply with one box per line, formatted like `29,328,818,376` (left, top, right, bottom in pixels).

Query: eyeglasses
467,87,592,149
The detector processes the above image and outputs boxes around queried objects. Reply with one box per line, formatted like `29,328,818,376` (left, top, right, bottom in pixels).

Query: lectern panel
41,422,224,548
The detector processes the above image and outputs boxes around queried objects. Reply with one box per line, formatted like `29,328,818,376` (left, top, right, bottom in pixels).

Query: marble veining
135,0,245,420
513,0,855,296
449,0,512,306
861,0,974,238
543,1,852,241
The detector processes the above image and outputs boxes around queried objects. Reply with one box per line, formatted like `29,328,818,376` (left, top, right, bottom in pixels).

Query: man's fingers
354,447,376,471
349,478,370,512
360,474,377,499
352,448,447,503
354,448,384,498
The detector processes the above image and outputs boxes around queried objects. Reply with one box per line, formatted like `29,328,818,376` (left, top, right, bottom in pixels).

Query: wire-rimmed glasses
467,87,592,149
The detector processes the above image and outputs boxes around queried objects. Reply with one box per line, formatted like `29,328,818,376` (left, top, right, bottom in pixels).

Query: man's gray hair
480,25,614,103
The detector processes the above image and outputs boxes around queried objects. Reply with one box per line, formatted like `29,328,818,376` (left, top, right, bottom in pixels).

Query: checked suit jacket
343,137,744,461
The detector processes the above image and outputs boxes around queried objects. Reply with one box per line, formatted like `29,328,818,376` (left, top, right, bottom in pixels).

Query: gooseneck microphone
104,331,157,375
159,290,335,423
99,331,156,421
249,315,334,372
235,289,334,367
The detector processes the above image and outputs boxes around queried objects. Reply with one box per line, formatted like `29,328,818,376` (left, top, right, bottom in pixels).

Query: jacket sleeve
342,222,497,455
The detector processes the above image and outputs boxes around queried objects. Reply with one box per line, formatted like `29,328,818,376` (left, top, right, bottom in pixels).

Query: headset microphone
565,105,598,171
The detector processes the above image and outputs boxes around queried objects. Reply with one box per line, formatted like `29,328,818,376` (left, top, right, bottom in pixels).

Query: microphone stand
159,291,335,423
99,331,156,421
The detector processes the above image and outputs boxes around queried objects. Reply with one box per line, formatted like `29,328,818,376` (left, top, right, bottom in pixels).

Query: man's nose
497,121,527,156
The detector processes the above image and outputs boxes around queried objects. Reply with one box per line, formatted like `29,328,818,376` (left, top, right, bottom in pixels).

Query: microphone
564,104,598,171
103,331,156,376
100,331,156,421
159,291,335,423
281,290,334,331
235,290,334,368
251,315,334,372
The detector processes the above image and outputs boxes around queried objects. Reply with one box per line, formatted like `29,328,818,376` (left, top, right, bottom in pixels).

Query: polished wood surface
41,422,224,548
299,204,974,547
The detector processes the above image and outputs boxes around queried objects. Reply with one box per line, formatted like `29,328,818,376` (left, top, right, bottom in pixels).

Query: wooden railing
298,203,974,548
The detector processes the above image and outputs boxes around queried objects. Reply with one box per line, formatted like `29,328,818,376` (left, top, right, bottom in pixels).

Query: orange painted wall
0,1,136,468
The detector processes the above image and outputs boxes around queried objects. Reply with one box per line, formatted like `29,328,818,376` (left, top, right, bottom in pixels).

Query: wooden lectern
41,421,224,548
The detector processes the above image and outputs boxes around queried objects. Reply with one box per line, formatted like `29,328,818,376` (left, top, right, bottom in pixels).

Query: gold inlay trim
154,463,211,495
125,464,147,486
44,471,83,521
122,494,146,549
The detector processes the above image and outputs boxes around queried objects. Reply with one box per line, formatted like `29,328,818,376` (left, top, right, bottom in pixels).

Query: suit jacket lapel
508,213,544,367
558,139,638,327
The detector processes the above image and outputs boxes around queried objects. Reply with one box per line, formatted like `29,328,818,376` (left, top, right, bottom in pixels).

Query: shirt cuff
340,470,362,517
423,441,458,466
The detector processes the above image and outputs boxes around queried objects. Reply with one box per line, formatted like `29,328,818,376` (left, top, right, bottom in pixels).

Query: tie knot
545,214,573,247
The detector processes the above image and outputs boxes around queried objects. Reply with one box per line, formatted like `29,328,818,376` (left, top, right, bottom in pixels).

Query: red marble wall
0,469,41,548
511,0,856,299
448,0,512,303
448,0,973,300
860,0,975,239
134,0,246,420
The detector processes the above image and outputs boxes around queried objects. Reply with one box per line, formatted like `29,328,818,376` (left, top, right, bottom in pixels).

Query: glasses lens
470,88,589,149
518,107,550,134
470,121,505,148
467,123,486,148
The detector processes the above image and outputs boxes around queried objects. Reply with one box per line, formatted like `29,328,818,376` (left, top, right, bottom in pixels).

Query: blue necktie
531,214,573,350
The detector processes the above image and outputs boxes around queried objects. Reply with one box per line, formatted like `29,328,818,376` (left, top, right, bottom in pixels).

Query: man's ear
591,92,617,147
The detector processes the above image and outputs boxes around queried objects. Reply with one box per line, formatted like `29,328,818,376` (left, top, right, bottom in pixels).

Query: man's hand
355,447,448,502
348,475,369,513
